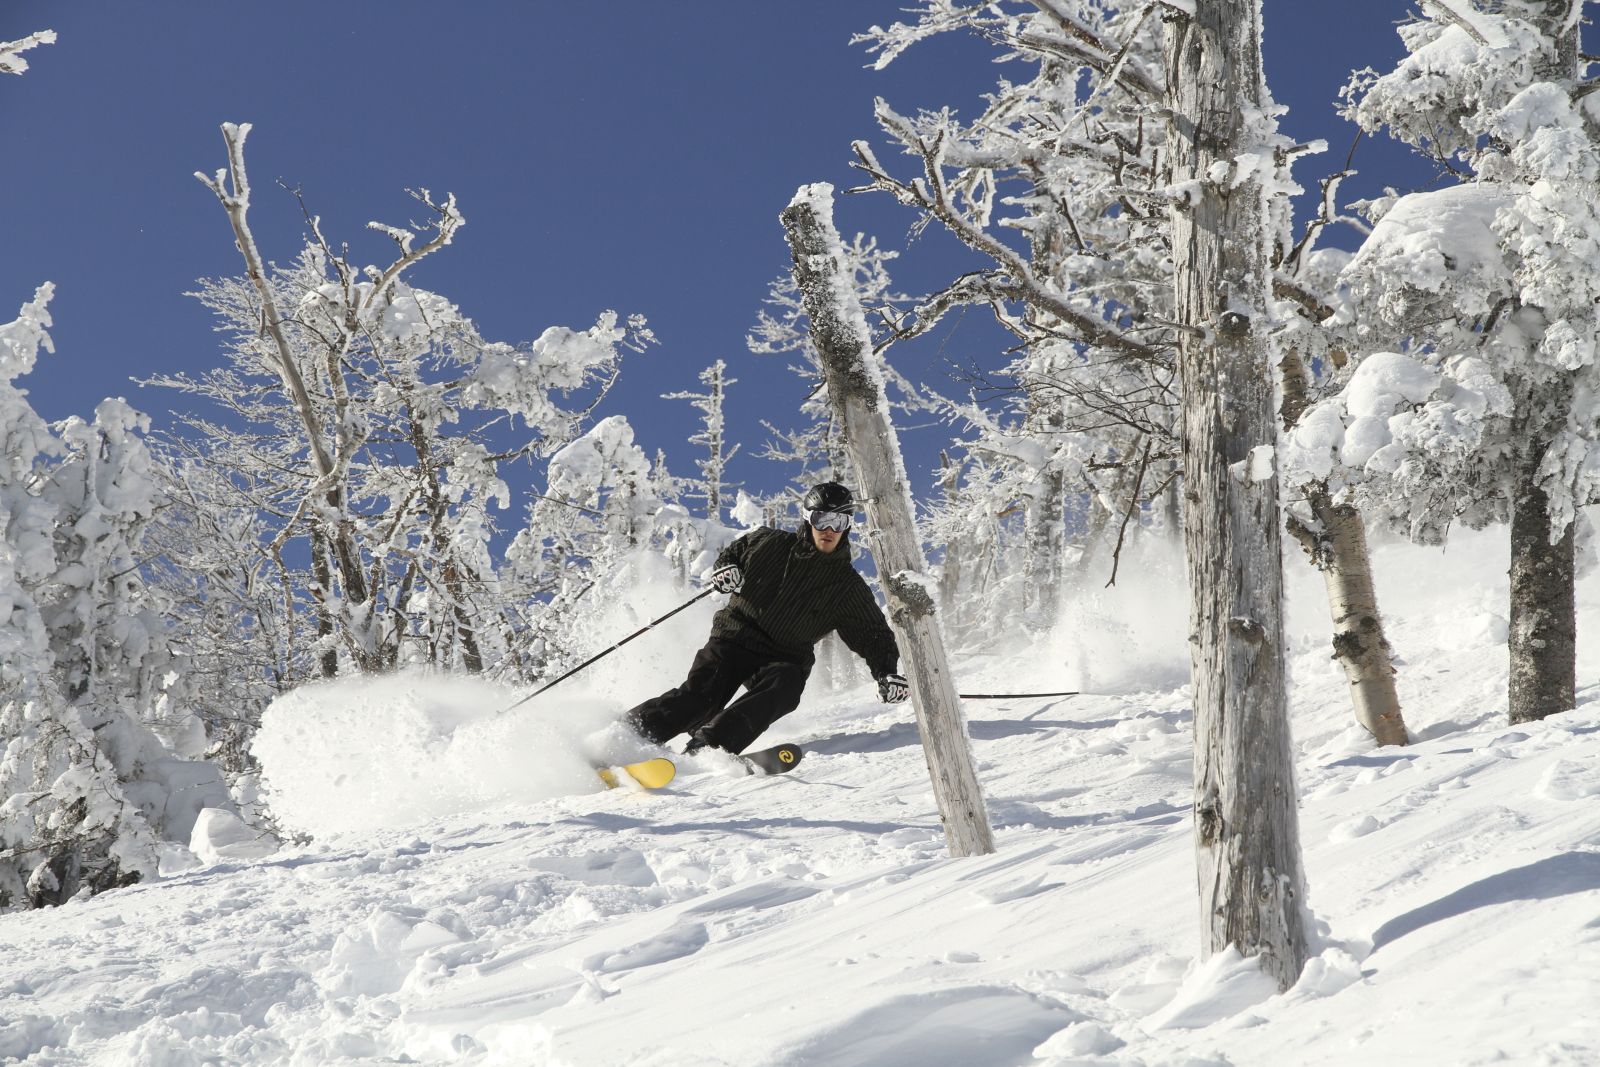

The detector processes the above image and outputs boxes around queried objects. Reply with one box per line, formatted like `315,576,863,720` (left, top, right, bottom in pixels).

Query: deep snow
1,526,1598,1066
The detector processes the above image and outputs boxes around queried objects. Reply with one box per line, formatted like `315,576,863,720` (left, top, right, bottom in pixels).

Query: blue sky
1,2,1433,510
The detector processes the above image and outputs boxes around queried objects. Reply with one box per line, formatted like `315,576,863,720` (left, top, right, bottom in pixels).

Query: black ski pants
627,637,810,754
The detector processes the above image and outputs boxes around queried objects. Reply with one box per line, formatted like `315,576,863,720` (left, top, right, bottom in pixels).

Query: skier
626,481,909,757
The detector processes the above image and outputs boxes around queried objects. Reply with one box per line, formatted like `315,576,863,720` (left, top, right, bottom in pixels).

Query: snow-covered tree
1286,0,1596,723
662,360,740,521
0,288,230,909
853,2,1179,619
142,449,297,760
854,0,1406,741
505,416,730,682
168,123,651,687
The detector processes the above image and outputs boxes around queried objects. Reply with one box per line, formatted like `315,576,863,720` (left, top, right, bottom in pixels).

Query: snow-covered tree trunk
1024,164,1068,628
1162,0,1309,989
1509,392,1576,723
781,184,995,858
938,452,966,640
1281,350,1407,745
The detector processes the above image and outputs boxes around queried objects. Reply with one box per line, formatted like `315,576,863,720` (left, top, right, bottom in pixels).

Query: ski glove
710,564,744,594
877,673,910,703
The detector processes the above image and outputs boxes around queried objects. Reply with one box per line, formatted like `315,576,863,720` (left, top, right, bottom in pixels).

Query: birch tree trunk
1163,0,1310,990
782,183,995,858
1280,350,1408,746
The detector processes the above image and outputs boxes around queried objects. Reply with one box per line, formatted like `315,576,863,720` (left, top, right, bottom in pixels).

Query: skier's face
810,523,844,553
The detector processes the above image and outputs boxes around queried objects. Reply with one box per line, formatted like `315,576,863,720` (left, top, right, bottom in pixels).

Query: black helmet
802,481,854,514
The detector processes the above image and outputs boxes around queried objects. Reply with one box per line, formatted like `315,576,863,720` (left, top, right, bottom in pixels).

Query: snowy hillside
1,527,1598,1066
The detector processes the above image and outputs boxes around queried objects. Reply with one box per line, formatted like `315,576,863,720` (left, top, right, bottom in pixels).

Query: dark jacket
710,526,899,678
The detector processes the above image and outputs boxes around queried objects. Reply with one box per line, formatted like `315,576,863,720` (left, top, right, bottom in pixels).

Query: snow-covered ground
2,527,1599,1066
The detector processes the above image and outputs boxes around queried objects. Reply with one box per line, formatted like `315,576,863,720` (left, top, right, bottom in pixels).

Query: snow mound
1144,947,1279,1031
252,670,629,837
190,807,278,865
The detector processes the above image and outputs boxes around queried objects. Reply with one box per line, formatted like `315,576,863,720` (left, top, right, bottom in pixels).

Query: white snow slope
2,527,1599,1066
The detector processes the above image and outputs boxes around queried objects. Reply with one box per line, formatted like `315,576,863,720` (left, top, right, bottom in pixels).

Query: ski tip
596,757,677,791
626,757,677,789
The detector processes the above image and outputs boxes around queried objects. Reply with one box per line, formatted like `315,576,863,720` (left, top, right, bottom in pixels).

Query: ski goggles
808,509,853,532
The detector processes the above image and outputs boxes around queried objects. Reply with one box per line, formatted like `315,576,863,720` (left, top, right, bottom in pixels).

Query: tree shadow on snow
804,717,1112,756
556,811,927,839
1372,851,1600,951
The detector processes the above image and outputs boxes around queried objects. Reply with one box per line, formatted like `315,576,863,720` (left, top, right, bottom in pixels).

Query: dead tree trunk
782,183,995,858
1163,0,1310,990
1280,350,1408,746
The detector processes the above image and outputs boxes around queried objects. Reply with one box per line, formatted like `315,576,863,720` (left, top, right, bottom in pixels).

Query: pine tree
0,289,232,909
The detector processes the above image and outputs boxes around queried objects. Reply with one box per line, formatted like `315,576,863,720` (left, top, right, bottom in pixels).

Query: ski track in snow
2,531,1599,1065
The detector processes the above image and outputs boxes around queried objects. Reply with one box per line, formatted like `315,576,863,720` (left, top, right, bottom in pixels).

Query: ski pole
500,587,717,715
957,691,1079,700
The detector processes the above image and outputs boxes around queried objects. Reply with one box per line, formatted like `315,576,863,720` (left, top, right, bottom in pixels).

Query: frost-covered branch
195,123,336,485
851,118,1165,367
0,29,56,75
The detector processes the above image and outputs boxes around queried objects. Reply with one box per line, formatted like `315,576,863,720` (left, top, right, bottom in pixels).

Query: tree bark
782,184,996,858
1280,350,1408,746
1508,390,1577,723
1163,0,1310,990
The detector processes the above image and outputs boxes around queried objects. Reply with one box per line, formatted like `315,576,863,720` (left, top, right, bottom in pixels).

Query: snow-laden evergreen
0,288,231,909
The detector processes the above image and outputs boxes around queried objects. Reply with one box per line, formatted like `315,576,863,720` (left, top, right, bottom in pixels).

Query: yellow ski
597,757,676,791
